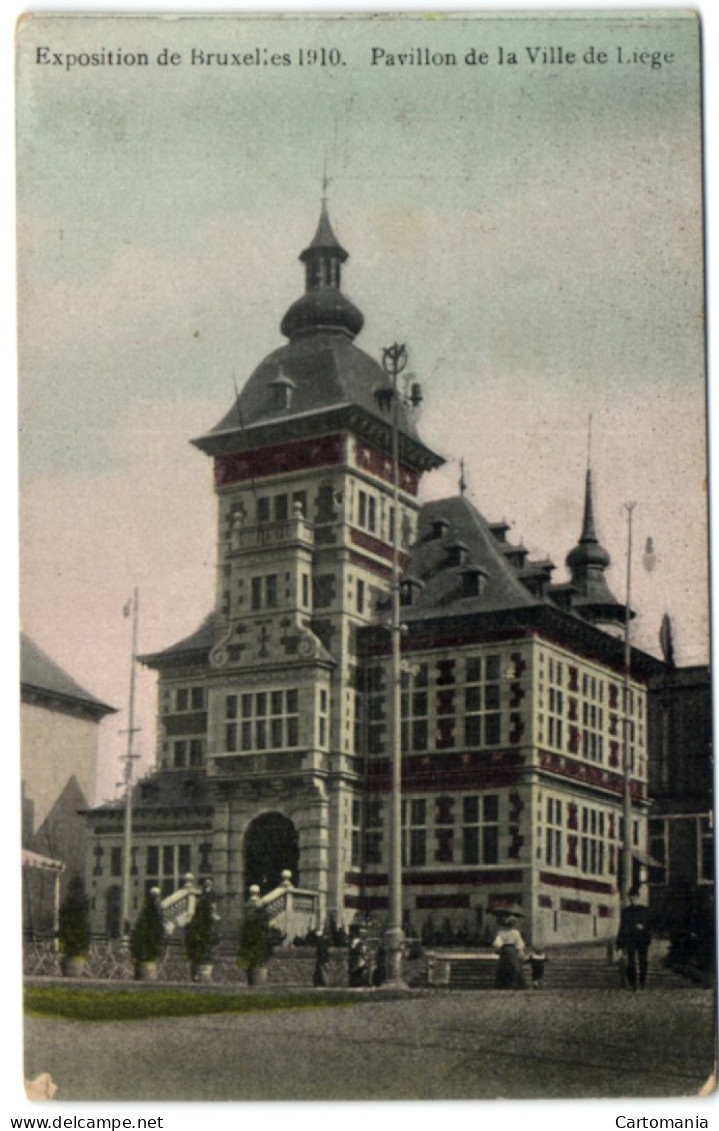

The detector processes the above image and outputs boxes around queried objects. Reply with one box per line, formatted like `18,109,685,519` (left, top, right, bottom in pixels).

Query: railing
160,876,202,935
249,871,319,943
230,516,314,553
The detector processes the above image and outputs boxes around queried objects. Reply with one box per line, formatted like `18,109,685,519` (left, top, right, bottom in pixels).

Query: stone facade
84,203,664,947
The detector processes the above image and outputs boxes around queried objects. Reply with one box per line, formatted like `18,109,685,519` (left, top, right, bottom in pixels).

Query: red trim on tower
350,527,410,569
214,433,346,486
354,439,420,496
348,551,393,580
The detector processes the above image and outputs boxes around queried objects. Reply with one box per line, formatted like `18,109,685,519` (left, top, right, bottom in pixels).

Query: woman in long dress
493,915,526,989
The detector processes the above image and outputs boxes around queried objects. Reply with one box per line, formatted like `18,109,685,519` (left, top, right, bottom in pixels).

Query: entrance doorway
244,812,299,895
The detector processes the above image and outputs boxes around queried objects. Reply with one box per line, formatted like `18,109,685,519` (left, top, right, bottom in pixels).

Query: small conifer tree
58,876,91,958
130,889,165,965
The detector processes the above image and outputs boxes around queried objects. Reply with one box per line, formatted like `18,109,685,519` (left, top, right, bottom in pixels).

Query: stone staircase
412,941,702,991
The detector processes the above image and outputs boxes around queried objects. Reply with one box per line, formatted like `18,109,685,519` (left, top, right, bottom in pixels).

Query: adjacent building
21,632,116,935
647,661,714,937
84,202,668,946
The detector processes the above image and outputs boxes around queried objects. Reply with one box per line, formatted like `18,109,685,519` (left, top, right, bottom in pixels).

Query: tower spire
280,199,364,341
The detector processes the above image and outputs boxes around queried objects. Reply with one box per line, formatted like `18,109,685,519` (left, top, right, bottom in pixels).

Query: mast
121,586,140,936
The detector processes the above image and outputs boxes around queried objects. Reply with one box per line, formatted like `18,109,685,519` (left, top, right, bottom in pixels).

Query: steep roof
139,613,215,669
192,203,443,474
402,495,543,620
20,633,116,718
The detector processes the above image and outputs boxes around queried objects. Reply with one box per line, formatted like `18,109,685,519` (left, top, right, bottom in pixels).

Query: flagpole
121,587,140,937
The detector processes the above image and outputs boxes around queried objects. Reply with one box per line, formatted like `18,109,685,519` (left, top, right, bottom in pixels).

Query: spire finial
459,458,467,496
587,413,593,471
322,152,330,204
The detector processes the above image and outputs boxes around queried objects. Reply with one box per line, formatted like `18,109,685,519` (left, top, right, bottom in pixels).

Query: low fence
23,938,427,988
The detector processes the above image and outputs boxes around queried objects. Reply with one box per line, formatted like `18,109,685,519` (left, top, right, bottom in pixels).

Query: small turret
280,200,364,341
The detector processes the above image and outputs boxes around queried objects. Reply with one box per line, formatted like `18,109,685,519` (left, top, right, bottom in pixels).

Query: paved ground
24,985,716,1102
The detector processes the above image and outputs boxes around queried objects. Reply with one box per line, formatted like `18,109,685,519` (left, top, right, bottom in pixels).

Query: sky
7,0,718,1126
15,9,708,808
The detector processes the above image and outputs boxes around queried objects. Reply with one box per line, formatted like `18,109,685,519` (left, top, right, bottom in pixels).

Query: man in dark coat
313,928,330,987
617,888,652,990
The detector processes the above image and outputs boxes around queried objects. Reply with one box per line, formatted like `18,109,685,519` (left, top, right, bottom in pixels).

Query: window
699,815,715,883
545,797,563,866
110,847,122,877
580,806,606,875
318,688,328,747
351,799,362,867
464,655,501,748
401,663,429,752
175,688,189,712
366,665,386,754
146,844,194,899
235,689,300,751
365,800,383,864
257,497,270,523
266,575,278,608
462,795,499,864
251,575,279,611
649,818,668,886
357,579,365,614
402,798,427,867
435,796,454,863
357,490,377,533
274,494,288,521
225,694,238,751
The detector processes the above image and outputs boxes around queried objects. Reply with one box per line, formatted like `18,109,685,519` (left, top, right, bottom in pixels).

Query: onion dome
280,200,364,341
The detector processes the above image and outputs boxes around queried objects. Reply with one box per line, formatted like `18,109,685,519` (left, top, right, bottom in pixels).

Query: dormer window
269,372,296,412
400,576,424,607
447,540,469,567
431,518,450,541
461,566,488,599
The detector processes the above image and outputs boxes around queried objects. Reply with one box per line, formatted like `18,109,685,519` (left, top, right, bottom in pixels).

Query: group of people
311,923,385,988
491,887,652,991
312,889,652,992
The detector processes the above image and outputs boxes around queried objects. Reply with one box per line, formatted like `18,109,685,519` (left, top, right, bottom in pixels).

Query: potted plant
184,880,220,982
130,888,165,981
237,895,273,986
58,875,91,977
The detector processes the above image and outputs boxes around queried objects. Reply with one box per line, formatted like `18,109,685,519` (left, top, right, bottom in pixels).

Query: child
528,946,547,988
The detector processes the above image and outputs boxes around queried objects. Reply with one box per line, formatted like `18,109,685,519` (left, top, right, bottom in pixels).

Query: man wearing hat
616,887,652,990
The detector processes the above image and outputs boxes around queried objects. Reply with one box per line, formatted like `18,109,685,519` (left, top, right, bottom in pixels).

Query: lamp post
379,342,421,988
621,503,637,908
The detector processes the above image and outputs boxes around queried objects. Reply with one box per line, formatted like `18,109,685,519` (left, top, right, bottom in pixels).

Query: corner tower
188,201,443,931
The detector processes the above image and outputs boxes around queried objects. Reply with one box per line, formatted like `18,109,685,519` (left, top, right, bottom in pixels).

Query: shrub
184,886,219,967
58,876,90,959
130,890,165,965
237,907,273,971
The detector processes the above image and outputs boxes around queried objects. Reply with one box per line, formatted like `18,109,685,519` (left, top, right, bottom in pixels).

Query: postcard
15,8,715,1111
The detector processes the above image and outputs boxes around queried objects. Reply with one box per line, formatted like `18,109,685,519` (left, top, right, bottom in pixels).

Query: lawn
24,985,359,1022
